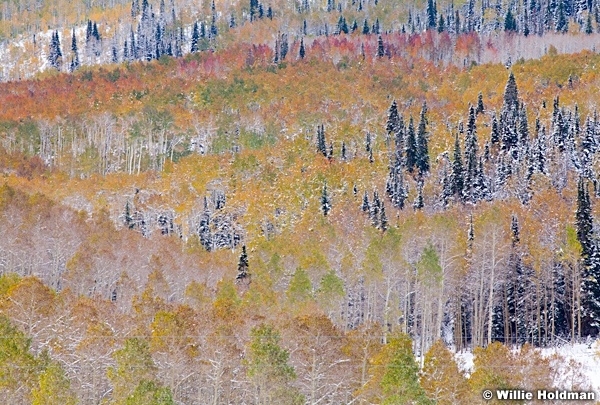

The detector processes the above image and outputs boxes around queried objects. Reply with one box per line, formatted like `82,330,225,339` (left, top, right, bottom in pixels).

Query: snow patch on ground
454,342,600,392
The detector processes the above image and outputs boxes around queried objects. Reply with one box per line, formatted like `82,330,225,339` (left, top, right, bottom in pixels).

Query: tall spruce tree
405,116,417,173
191,22,199,52
70,29,80,71
236,245,249,280
48,31,62,70
427,0,437,28
452,132,465,200
386,100,400,135
317,124,327,156
416,103,430,176
321,181,331,216
377,35,384,57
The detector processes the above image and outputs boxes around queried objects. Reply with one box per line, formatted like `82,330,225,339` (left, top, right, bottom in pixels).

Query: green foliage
417,244,442,285
0,316,40,402
377,333,433,405
31,362,78,405
0,273,21,297
287,267,313,304
125,380,174,405
246,324,304,405
108,338,158,404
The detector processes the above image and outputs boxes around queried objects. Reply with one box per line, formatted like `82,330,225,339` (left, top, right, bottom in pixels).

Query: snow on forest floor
455,342,600,392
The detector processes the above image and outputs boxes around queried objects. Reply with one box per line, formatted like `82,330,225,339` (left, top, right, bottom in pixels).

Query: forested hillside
1,0,600,403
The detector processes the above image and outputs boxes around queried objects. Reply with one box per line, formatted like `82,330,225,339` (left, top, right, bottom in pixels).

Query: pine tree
585,12,593,34
377,35,384,57
427,0,438,29
70,29,80,71
476,91,485,114
299,38,305,59
338,15,349,34
370,190,381,227
582,116,596,176
491,113,500,144
125,201,134,229
363,19,370,34
576,177,600,334
413,181,424,210
438,14,446,32
362,190,370,212
48,31,63,70
576,177,594,259
503,72,519,112
236,245,249,280
321,181,331,216
341,141,347,161
505,9,517,31
316,125,327,156
511,214,520,246
464,105,479,202
380,201,388,231
405,116,417,173
386,100,400,135
452,132,465,200
210,0,218,37
556,2,568,32
191,22,199,52
416,103,430,176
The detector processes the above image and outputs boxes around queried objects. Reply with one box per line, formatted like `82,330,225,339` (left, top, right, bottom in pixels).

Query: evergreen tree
491,113,500,144
377,35,384,57
503,72,519,112
198,197,212,251
586,12,593,34
505,9,518,31
316,124,327,156
576,177,594,260
427,0,438,29
535,125,547,174
511,214,520,246
452,132,465,200
464,105,479,202
476,91,485,114
236,245,249,280
386,100,400,135
338,15,349,34
405,116,417,173
48,31,62,70
576,177,600,334
321,181,331,216
341,141,347,161
438,14,446,32
362,190,370,212
416,103,430,176
413,181,424,210
210,0,218,37
363,19,370,34
582,116,596,176
299,37,305,59
70,29,80,71
501,73,520,154
191,22,199,52
370,190,381,227
556,2,568,32
125,201,134,229
380,201,388,231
